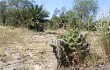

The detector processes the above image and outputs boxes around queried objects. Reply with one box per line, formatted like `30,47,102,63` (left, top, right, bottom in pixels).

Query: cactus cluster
51,30,90,68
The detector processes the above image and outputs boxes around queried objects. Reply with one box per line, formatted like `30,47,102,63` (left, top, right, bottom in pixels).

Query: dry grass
0,27,25,44
100,33,110,61
85,31,109,66
0,26,27,63
0,26,58,70
86,31,110,67
0,26,34,54
0,25,57,59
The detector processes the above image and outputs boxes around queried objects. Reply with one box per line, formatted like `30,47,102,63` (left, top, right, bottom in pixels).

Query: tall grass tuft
96,16,110,62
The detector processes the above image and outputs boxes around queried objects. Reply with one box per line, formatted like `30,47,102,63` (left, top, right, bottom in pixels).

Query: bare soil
0,26,110,70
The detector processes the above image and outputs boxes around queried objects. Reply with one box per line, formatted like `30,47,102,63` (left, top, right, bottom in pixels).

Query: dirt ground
0,26,59,70
0,26,110,70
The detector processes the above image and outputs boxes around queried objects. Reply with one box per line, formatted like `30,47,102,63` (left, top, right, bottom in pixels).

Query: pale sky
34,0,110,18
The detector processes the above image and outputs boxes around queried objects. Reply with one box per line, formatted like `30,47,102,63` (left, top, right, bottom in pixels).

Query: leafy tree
50,7,67,29
53,8,60,16
73,0,98,29
65,10,77,29
50,8,60,29
0,0,33,26
6,0,33,26
59,6,67,20
50,15,59,29
0,0,49,31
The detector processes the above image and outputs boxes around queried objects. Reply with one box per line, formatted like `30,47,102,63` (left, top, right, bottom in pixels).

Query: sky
35,0,73,18
35,0,110,18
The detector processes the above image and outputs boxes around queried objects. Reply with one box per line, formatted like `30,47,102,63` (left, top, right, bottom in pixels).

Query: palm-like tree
23,4,49,31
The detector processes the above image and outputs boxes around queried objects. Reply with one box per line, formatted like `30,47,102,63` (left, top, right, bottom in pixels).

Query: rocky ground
0,34,58,70
0,26,60,70
0,26,110,70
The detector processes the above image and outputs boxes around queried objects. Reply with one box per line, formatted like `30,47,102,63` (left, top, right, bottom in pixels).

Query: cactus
51,30,90,68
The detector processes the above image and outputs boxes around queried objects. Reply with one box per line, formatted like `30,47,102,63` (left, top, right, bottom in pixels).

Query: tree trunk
3,15,6,25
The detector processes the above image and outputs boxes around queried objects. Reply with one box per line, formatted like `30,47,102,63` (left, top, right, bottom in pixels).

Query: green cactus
52,30,90,67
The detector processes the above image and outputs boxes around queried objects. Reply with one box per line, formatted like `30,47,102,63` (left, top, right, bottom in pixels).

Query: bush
51,30,90,68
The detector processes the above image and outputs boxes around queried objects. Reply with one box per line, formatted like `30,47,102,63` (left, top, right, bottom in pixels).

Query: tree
0,0,49,31
59,6,67,19
73,0,98,29
53,8,60,16
21,2,49,32
7,0,33,26
65,10,77,29
0,0,33,26
50,8,60,29
0,0,7,25
51,7,68,29
26,4,49,31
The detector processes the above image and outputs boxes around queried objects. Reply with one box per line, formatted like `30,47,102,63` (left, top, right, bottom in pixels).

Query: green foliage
52,30,90,67
73,0,98,29
50,0,98,30
0,0,7,25
73,0,98,19
50,15,60,30
0,0,99,31
0,0,49,31
23,4,49,31
50,7,68,29
65,11,77,29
